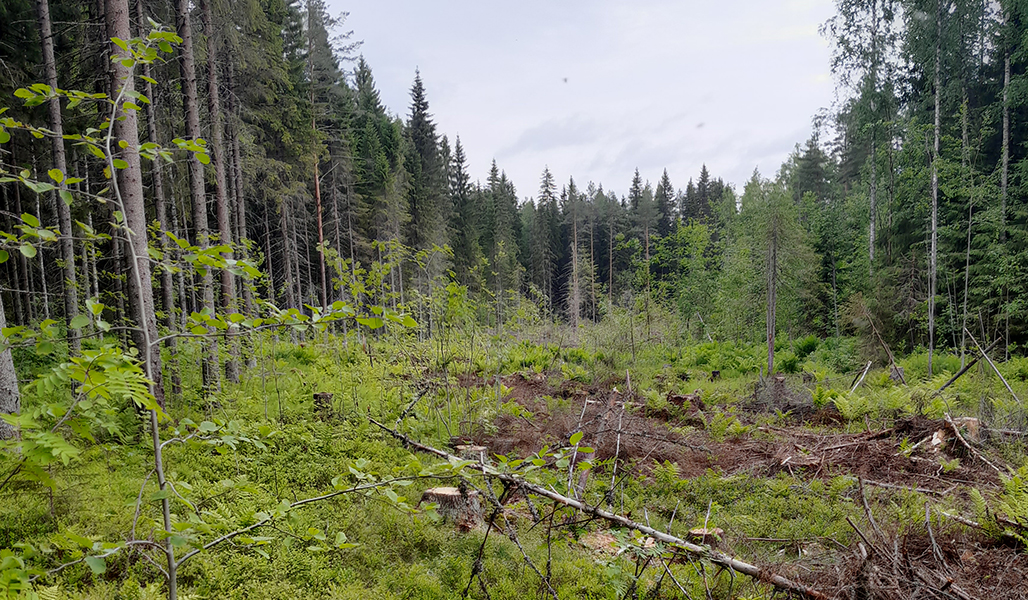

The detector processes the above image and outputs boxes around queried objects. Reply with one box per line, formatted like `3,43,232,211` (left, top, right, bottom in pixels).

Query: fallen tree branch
965,329,1020,404
850,361,872,394
932,338,1000,398
370,417,830,600
944,413,1000,473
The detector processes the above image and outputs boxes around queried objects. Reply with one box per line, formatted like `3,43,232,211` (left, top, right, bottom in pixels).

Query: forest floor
454,369,1028,599
6,332,1028,599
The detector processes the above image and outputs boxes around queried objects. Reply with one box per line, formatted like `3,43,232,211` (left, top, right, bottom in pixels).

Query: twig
660,558,695,600
925,503,948,568
370,417,831,600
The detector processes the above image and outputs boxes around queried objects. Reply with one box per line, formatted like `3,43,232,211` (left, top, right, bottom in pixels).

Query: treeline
1,0,1028,375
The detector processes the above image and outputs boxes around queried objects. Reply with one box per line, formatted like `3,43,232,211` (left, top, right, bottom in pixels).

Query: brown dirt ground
455,370,1027,599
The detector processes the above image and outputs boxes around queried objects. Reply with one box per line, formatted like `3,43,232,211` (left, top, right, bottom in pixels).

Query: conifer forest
4,0,1028,598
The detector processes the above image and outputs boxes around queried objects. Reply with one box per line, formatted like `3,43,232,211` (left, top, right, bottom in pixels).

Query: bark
13,181,33,324
570,201,580,329
226,62,254,317
869,141,877,275
928,0,941,377
105,0,165,408
35,0,80,354
0,297,20,440
176,0,220,394
767,221,778,375
135,0,181,398
200,0,238,384
1001,50,1010,243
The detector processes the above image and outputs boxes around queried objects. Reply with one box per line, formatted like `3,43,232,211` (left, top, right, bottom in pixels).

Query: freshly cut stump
420,486,482,531
687,527,724,548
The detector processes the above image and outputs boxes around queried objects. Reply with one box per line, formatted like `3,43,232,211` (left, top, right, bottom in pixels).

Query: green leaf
0,250,8,264
149,489,172,501
19,243,36,259
13,88,34,99
69,314,90,329
0,129,9,144
59,189,73,206
85,555,107,574
111,37,128,51
21,213,40,227
158,41,172,53
112,159,128,170
356,317,384,329
569,431,584,446
47,168,64,183
196,153,210,165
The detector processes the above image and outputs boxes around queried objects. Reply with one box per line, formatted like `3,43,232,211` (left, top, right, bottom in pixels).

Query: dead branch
370,418,830,600
944,413,1000,473
965,329,1020,404
865,307,907,385
851,361,873,393
932,338,1000,398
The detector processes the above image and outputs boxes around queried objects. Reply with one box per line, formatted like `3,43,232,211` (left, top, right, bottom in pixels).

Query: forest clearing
4,323,1028,599
3,0,1028,598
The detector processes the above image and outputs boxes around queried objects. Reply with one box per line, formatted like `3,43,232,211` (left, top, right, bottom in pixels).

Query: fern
995,466,1028,545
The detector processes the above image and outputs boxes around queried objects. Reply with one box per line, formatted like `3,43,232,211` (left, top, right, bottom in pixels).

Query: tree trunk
226,61,253,317
200,0,238,384
869,140,877,275
105,0,165,408
176,0,220,394
135,0,180,397
767,224,778,375
35,0,80,355
928,0,941,377
0,296,19,440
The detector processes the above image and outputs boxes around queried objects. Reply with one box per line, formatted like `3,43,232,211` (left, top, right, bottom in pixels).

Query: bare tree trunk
226,62,253,317
767,224,778,375
0,297,19,440
200,0,238,384
280,199,296,309
13,181,33,324
869,140,877,275
134,0,181,397
105,0,165,408
928,0,941,377
570,202,580,329
176,0,219,394
35,0,80,354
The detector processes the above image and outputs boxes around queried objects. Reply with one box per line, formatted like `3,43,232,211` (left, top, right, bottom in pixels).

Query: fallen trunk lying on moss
370,417,830,600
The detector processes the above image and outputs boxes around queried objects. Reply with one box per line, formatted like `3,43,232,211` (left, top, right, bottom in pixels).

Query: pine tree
654,168,675,237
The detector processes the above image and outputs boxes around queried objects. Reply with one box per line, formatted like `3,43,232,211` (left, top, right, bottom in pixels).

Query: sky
330,0,839,200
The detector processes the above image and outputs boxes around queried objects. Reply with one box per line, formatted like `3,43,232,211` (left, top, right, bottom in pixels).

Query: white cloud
335,0,837,197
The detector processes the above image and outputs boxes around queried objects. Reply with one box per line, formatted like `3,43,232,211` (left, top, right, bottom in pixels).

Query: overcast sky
330,1,838,200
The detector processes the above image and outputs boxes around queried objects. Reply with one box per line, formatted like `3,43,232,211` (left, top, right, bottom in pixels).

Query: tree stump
455,444,488,461
313,392,333,420
687,527,724,548
420,486,482,531
889,366,905,384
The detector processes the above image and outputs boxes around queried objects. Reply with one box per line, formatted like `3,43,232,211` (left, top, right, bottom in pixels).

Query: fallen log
370,418,829,600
